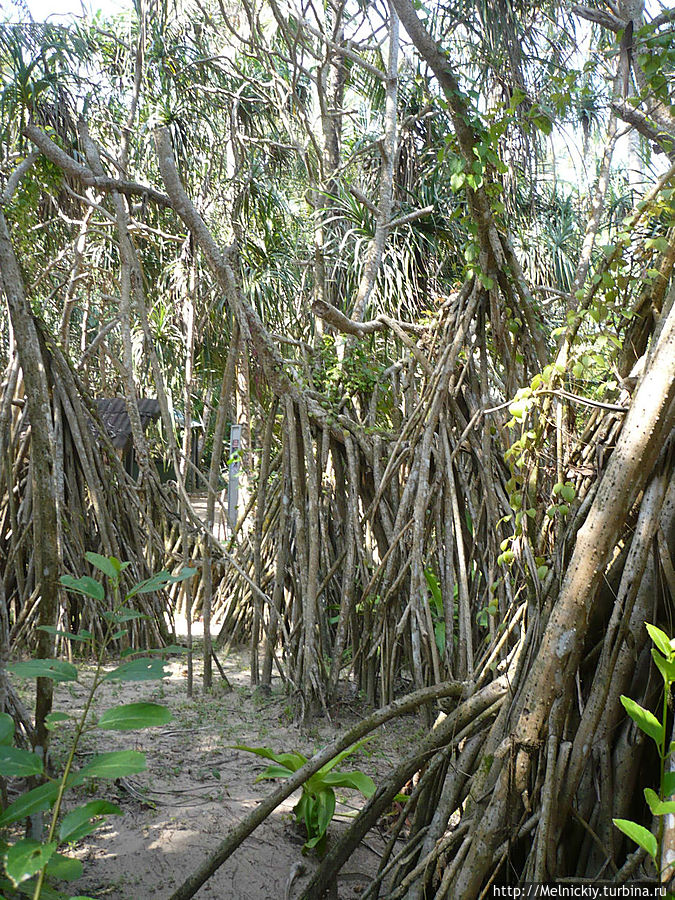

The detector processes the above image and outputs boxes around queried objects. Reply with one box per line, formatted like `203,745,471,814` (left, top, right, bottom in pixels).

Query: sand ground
37,636,417,900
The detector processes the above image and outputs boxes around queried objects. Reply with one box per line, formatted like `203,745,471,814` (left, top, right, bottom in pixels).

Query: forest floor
35,628,418,900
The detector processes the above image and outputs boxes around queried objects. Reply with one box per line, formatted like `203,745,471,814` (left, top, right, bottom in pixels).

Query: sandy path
44,645,414,900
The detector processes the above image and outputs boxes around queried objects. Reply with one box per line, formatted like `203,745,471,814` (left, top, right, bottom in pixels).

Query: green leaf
663,771,675,796
423,569,443,617
4,840,57,887
645,236,670,253
652,649,675,685
45,852,83,881
96,703,172,731
103,608,147,624
7,660,78,683
59,800,122,843
304,832,326,849
560,484,576,503
0,781,60,827
294,791,309,828
314,788,335,839
0,714,14,746
109,630,129,641
255,765,296,782
125,567,196,599
532,113,552,135
45,712,70,731
647,624,673,659
613,818,657,861
232,745,307,772
59,575,104,602
35,626,89,643
434,621,446,655
321,770,376,797
74,750,146,781
84,553,119,580
620,695,663,745
0,747,43,778
644,787,675,816
317,737,373,777
103,659,167,682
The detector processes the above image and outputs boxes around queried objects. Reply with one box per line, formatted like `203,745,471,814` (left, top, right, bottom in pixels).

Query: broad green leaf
423,569,443,617
0,713,14,746
620,696,663,745
103,658,167,682
532,113,552,135
125,572,171,598
256,765,295,782
560,484,576,503
59,800,122,843
84,553,119,579
45,712,70,731
321,770,376,797
87,554,129,577
232,745,307,771
652,649,675,685
126,567,196,599
0,747,43,777
45,852,83,881
36,626,89,643
102,608,147,624
303,790,334,848
317,737,372,777
303,793,317,835
613,818,657,861
647,624,673,659
304,832,326,849
4,840,57,887
434,621,446,656
0,782,60,827
7,660,78,683
663,771,675,797
96,703,172,731
644,787,675,816
109,630,128,641
75,750,146,781
294,791,309,826
59,575,104,602
314,788,335,838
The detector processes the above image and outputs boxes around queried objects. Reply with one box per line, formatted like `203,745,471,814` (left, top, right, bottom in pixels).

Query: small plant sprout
613,624,675,879
0,552,194,899
234,739,376,852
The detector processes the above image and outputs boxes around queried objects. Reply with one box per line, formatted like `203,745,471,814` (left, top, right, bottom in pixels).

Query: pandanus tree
1,0,674,897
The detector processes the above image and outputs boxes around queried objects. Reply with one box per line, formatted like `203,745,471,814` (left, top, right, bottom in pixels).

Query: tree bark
453,287,675,896
0,208,60,752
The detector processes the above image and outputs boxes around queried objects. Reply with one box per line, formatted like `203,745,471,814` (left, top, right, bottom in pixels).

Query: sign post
227,424,242,533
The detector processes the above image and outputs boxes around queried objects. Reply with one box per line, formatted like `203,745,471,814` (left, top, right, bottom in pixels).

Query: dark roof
95,398,161,450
